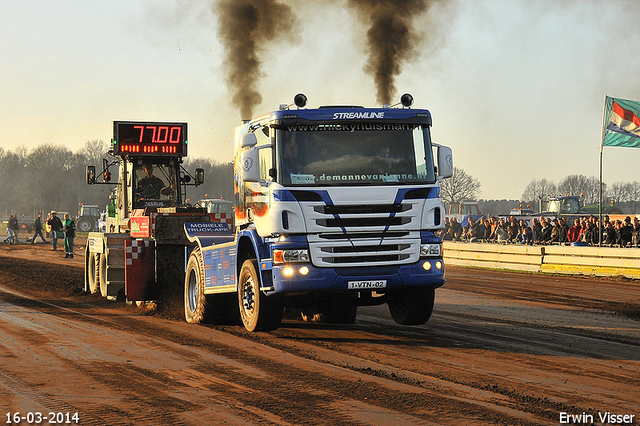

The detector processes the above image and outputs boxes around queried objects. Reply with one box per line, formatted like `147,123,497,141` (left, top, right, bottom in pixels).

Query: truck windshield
202,200,234,214
133,163,178,208
547,198,580,214
276,124,435,186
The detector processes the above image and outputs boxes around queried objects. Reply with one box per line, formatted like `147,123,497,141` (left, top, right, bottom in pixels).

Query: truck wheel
99,253,108,298
87,252,100,294
238,259,283,332
387,287,435,325
184,251,208,324
77,217,94,232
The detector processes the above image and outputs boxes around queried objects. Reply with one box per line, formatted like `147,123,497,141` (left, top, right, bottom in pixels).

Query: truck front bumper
268,258,445,294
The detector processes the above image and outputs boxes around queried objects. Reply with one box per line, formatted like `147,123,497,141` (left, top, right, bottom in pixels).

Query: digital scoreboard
113,121,188,156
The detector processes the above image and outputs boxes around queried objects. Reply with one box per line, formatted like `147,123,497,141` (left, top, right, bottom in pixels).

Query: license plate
347,280,387,290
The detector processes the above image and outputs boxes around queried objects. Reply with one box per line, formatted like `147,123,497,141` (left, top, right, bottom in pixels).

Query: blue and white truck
184,94,454,331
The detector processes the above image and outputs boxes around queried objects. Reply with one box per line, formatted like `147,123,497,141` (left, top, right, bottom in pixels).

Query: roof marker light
401,93,414,107
294,93,308,108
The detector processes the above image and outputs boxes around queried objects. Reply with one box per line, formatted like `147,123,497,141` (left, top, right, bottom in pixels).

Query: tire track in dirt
1,246,639,425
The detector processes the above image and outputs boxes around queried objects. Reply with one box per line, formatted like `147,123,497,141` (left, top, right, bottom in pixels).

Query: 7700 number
133,125,182,144
5,412,79,424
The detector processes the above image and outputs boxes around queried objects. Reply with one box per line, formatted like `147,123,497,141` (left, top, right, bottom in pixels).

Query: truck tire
87,252,100,294
77,217,94,232
238,259,283,332
184,250,208,324
99,253,108,298
388,287,435,325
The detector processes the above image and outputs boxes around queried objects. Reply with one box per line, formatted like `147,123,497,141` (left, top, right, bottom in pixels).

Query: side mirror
240,149,260,182
241,133,258,148
86,166,96,184
195,168,204,185
437,145,453,179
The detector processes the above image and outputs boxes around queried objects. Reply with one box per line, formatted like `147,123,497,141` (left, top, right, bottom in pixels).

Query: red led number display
114,121,187,156
133,125,182,144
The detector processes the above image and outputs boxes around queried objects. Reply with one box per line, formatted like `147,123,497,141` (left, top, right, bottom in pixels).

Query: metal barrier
541,245,640,279
443,241,640,279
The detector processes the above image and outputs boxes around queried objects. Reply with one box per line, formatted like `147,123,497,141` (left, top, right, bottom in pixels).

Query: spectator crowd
440,214,640,248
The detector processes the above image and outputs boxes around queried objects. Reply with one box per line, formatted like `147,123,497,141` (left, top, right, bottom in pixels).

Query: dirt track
0,242,638,425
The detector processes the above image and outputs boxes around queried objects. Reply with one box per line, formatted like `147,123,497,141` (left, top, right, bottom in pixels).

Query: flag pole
599,96,608,247
599,147,603,246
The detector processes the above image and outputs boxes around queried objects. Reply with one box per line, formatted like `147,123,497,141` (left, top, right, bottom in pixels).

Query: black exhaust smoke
347,0,429,105
215,0,297,120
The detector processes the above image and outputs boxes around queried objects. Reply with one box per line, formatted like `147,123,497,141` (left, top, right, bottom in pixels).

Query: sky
2,0,640,200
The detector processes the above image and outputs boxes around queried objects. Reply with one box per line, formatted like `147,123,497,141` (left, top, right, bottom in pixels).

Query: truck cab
185,94,455,331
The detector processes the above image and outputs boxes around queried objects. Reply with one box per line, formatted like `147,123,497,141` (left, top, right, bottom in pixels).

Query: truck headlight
273,249,309,264
420,244,441,257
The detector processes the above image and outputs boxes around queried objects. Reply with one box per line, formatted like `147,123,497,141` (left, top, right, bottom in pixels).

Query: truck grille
317,204,409,215
308,233,420,267
317,217,410,227
311,203,415,230
320,243,412,264
303,201,424,267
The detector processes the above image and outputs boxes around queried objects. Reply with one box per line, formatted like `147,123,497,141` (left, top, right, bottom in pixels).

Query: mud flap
125,239,156,301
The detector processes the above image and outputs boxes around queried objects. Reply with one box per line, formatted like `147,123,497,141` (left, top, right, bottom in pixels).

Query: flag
602,96,640,148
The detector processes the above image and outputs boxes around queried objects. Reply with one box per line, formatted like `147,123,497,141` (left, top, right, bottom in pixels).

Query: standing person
30,213,48,244
44,212,52,239
531,218,543,244
549,218,561,243
4,214,16,244
449,217,463,240
47,211,63,251
632,221,640,248
540,219,553,243
618,217,633,247
567,219,582,243
557,217,569,244
62,213,76,258
602,221,616,247
494,218,509,242
10,215,19,243
506,217,519,242
439,217,450,238
591,220,601,246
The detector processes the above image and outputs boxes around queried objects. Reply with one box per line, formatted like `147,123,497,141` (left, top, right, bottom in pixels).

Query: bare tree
557,175,602,205
608,181,630,204
625,181,640,214
521,179,557,211
80,139,108,166
439,167,481,205
0,148,26,216
182,157,234,203
24,145,79,212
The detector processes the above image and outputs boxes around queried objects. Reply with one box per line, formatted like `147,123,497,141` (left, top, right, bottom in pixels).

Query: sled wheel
99,253,108,298
87,252,100,294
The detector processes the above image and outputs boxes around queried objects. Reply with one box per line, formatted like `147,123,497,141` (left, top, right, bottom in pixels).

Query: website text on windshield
276,123,434,186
